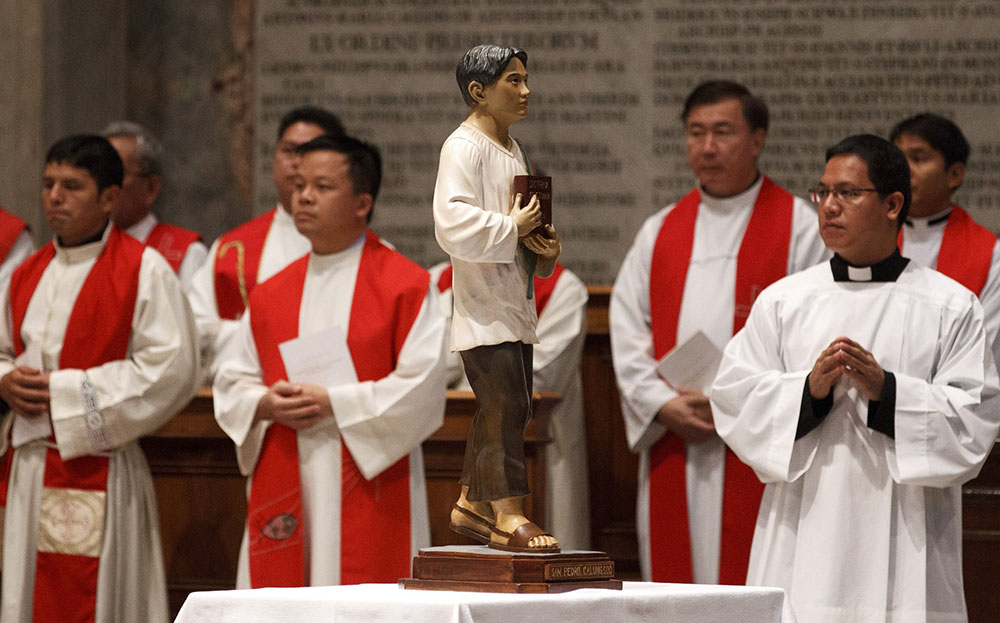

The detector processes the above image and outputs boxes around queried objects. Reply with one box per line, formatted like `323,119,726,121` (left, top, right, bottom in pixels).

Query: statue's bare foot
449,486,495,544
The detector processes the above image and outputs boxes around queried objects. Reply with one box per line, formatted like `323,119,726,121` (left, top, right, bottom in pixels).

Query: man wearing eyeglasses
610,80,827,585
103,121,208,292
889,113,1000,345
712,134,1000,622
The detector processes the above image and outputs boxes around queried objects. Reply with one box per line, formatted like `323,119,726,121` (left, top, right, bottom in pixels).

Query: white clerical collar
126,212,159,243
54,222,112,264
700,175,764,213
848,265,872,281
905,206,952,232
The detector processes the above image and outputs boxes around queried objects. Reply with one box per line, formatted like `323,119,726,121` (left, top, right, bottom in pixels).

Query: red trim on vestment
436,266,453,293
214,209,277,319
247,231,429,587
146,222,201,273
0,207,28,263
8,226,142,622
898,205,995,296
647,178,792,584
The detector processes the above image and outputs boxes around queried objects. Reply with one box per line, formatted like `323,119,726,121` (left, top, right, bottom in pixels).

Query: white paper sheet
11,342,53,447
655,330,724,393
278,326,358,387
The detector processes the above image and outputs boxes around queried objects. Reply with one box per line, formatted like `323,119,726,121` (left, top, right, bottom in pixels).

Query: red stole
145,222,201,273
437,262,565,317
0,208,27,263
897,205,996,296
8,226,143,623
247,231,429,587
214,209,277,319
647,178,792,584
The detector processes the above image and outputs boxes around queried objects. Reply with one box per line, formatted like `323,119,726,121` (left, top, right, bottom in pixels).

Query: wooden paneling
963,445,1000,623
580,286,640,576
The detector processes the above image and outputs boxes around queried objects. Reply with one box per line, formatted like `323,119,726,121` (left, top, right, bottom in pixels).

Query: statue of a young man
433,44,562,552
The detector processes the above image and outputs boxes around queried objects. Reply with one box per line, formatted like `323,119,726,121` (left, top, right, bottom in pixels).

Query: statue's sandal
488,521,560,553
449,504,494,544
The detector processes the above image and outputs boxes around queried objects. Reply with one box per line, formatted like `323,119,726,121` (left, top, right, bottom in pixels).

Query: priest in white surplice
214,135,446,588
610,80,827,584
0,135,199,623
712,134,1000,623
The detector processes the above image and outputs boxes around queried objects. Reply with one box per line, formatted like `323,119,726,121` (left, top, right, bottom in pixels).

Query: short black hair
456,44,528,107
277,106,346,141
297,135,382,223
45,134,124,193
681,80,769,132
889,113,970,168
826,134,911,228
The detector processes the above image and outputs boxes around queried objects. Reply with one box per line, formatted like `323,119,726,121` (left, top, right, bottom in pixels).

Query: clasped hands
255,380,333,430
809,336,884,401
657,388,716,443
511,192,561,260
0,366,51,417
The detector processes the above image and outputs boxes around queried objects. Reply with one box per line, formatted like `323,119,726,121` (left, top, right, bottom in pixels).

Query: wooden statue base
400,545,623,593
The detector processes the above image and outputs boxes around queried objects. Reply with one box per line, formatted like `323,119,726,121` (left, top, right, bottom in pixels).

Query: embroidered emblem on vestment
38,487,106,557
261,513,298,541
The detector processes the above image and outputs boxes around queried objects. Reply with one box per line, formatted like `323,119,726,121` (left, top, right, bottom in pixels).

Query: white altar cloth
174,581,790,623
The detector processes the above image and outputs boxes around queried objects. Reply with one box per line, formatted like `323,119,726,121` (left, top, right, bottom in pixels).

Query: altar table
174,581,790,623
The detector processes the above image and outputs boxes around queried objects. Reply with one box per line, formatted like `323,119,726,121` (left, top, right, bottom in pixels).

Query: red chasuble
7,226,143,623
145,222,202,273
0,207,28,263
437,262,565,317
214,209,278,320
246,231,429,587
648,178,793,584
898,205,996,296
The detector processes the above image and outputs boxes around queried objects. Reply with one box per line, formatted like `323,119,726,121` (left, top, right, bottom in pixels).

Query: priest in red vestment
0,135,199,623
189,107,346,381
610,81,828,584
0,206,33,289
102,121,208,291
214,134,447,588
890,113,1000,344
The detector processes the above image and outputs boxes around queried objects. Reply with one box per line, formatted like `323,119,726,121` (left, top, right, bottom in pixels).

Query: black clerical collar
830,250,909,282
57,221,108,248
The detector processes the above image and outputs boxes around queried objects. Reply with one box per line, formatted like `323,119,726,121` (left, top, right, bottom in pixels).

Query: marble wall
0,0,253,246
